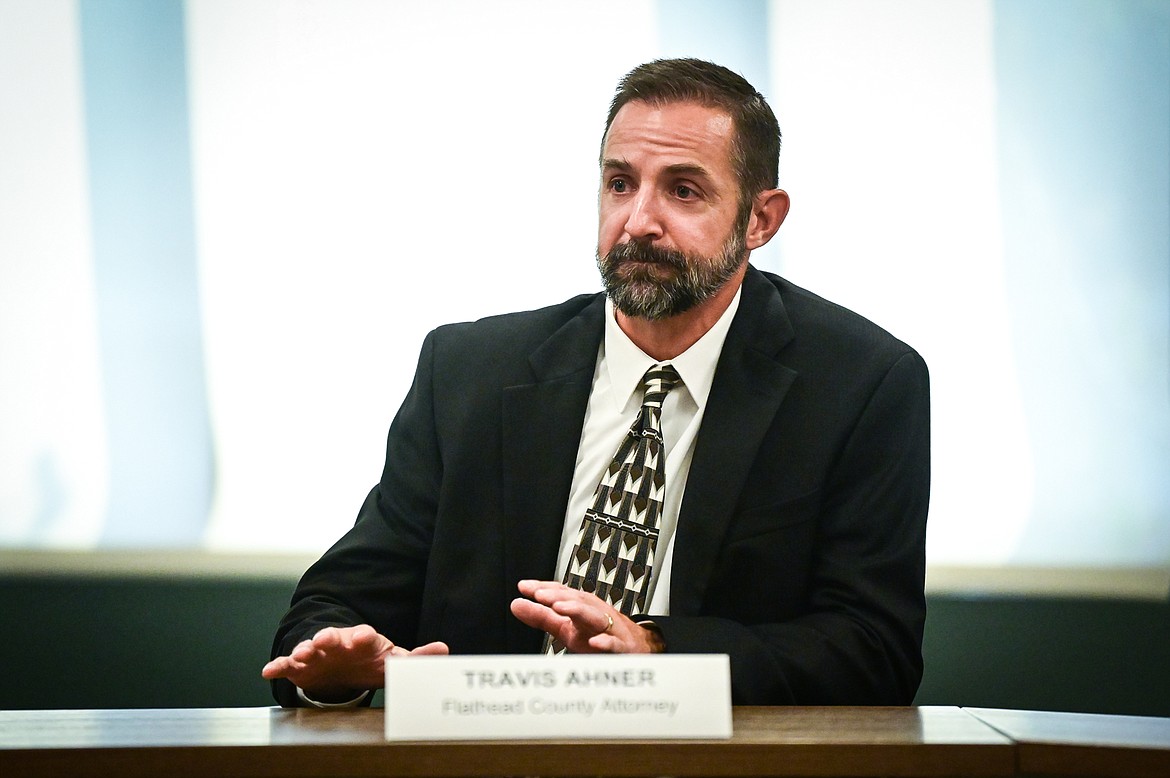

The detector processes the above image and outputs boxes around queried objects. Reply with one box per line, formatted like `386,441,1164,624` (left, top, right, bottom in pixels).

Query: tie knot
640,364,681,408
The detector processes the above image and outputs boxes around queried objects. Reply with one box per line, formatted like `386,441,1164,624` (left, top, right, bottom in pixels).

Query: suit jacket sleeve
268,294,602,707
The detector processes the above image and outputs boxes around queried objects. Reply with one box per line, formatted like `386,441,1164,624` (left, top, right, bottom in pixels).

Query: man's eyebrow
600,159,714,179
663,162,712,179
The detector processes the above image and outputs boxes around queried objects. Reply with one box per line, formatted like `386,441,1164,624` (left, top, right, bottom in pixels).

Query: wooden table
967,708,1170,778
0,706,1013,777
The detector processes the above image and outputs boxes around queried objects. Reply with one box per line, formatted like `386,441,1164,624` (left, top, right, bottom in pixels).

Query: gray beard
596,232,747,320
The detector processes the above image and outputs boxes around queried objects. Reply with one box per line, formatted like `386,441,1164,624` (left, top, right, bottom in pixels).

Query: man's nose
622,190,664,242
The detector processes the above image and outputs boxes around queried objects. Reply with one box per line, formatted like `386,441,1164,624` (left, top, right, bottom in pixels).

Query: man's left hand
510,580,663,654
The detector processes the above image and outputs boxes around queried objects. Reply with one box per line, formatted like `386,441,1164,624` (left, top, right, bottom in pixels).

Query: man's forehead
602,100,736,163
607,98,734,136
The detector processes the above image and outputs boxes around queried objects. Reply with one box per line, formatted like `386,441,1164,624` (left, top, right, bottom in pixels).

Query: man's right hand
261,624,449,702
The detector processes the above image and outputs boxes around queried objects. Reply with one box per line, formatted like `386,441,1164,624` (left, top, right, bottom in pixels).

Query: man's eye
611,179,628,193
675,185,695,199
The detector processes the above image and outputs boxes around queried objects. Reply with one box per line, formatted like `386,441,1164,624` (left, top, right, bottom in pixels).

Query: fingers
587,632,621,652
548,596,614,636
347,624,384,652
285,628,358,668
515,580,636,653
516,579,600,610
519,580,615,632
311,626,344,650
510,595,568,633
261,654,299,680
261,625,451,688
517,579,578,604
289,637,322,663
515,578,553,598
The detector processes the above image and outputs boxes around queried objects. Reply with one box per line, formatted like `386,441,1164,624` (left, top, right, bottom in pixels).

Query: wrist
636,620,666,653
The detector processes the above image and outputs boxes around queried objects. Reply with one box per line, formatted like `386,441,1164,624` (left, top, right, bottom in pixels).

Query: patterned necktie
560,363,682,619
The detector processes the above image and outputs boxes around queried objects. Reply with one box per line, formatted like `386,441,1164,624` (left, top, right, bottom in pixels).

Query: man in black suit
263,58,929,707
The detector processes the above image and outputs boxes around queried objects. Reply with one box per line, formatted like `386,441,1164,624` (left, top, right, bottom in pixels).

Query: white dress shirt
552,289,742,615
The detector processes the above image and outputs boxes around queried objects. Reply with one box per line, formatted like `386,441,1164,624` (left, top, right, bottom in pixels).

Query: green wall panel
1,577,1167,714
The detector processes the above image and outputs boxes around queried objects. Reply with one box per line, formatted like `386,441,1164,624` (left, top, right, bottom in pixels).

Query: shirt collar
603,286,742,412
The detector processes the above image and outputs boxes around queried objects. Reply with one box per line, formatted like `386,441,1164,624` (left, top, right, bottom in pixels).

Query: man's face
596,100,748,320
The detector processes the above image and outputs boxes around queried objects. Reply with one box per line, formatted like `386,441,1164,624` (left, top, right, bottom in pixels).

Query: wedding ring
603,613,614,633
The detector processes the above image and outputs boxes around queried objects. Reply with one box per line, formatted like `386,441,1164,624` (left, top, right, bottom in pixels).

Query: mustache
604,241,688,269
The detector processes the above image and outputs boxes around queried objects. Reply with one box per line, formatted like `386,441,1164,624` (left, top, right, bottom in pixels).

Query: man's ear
745,189,790,250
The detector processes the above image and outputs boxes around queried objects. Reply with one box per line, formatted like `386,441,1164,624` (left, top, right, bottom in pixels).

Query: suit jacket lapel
669,267,799,614
501,295,605,649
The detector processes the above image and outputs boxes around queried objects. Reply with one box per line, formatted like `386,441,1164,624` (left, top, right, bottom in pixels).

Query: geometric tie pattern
550,364,682,652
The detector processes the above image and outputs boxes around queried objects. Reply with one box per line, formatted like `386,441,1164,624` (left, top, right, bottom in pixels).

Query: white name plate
384,653,731,740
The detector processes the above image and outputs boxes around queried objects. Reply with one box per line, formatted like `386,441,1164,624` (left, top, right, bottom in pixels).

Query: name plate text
384,653,731,740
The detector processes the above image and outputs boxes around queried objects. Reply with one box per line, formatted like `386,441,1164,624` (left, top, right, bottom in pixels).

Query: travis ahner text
462,668,656,690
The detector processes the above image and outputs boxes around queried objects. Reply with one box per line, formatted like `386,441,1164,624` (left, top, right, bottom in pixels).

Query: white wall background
1,0,1167,591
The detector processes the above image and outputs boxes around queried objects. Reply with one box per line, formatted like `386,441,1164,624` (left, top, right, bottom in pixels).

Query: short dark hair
603,58,781,216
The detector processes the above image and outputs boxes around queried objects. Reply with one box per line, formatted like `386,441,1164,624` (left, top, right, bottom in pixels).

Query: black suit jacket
272,266,930,706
